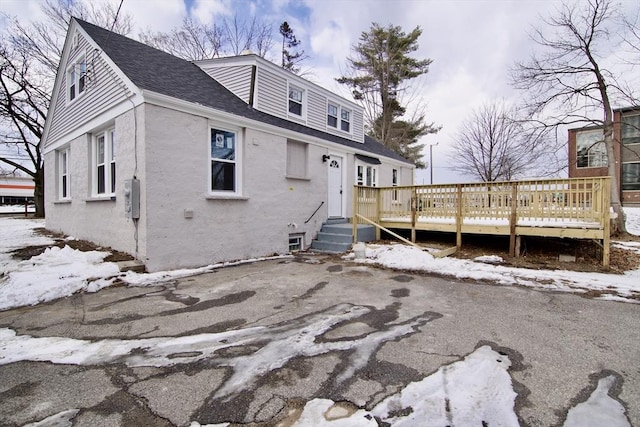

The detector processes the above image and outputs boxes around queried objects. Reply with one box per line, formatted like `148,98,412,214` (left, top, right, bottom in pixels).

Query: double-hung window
210,127,241,194
327,104,338,128
93,128,116,196
341,109,351,132
58,147,70,200
622,114,640,190
356,165,378,187
288,85,304,116
68,56,86,102
327,102,352,134
576,129,607,168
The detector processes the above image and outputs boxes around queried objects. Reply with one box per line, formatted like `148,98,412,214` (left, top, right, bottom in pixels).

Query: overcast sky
1,0,638,183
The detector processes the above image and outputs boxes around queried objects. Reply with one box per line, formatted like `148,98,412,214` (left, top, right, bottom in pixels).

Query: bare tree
511,0,639,234
139,17,224,60
0,0,132,217
449,101,559,182
140,13,274,61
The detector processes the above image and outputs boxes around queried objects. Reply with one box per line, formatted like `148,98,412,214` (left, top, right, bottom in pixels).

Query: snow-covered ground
1,211,638,426
0,209,639,311
0,204,35,214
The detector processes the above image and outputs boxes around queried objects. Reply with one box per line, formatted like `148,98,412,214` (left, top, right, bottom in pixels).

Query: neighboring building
568,106,640,206
0,175,34,205
42,18,414,272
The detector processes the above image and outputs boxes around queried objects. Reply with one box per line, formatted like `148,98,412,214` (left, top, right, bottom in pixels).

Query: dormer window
68,56,86,102
327,101,351,134
288,85,303,116
341,109,351,132
327,104,338,127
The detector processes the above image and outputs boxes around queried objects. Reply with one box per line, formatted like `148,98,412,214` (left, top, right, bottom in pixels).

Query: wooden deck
352,177,611,266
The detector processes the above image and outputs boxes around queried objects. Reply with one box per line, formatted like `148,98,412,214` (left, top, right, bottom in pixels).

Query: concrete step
311,220,376,254
116,260,146,273
310,240,352,253
316,231,353,244
321,223,355,235
326,217,349,225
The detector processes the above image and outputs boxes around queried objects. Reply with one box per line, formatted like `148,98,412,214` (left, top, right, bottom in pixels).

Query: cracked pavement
0,254,638,426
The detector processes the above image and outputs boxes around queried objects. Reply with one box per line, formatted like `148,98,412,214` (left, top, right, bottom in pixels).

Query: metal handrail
304,201,324,224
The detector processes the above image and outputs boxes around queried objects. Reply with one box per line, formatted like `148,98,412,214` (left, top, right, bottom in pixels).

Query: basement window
289,233,304,252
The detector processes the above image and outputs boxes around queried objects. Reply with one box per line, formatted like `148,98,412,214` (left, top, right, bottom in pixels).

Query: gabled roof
75,19,412,165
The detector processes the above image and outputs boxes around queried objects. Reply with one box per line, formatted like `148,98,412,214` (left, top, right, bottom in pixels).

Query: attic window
68,56,87,102
71,32,80,51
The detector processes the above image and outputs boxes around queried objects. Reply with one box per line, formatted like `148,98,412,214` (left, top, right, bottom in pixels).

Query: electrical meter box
124,178,140,219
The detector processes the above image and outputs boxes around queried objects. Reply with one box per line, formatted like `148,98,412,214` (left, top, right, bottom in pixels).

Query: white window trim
91,127,116,198
289,233,305,252
287,82,306,120
326,100,352,134
58,147,71,201
67,53,87,104
209,124,243,197
356,163,378,187
340,108,351,133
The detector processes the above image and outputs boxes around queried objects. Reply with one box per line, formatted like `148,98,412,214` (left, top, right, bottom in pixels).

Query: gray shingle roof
76,18,412,165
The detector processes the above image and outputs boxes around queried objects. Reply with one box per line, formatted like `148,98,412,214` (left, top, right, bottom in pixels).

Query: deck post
509,183,518,257
375,188,381,240
602,178,611,268
456,184,462,249
411,186,417,242
352,185,358,243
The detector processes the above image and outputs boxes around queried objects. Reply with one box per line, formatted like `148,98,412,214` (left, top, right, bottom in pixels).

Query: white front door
328,156,343,217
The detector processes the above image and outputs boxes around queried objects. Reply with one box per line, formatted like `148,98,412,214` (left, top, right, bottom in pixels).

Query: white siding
142,104,328,272
352,109,365,143
199,64,253,103
46,32,132,146
306,90,326,130
255,67,287,118
45,107,148,260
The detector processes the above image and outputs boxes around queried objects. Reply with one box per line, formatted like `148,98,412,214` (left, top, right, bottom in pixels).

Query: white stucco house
42,18,415,272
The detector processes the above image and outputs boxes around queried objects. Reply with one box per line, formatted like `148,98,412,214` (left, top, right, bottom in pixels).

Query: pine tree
337,23,439,167
279,21,305,73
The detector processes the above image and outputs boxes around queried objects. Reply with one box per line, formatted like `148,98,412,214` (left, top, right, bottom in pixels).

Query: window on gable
286,140,308,179
327,104,338,128
341,109,351,132
68,56,87,102
288,85,304,116
92,128,116,196
576,129,607,168
356,164,378,187
58,147,71,200
211,127,241,193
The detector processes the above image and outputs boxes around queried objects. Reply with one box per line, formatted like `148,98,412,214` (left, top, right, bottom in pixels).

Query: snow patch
563,375,631,427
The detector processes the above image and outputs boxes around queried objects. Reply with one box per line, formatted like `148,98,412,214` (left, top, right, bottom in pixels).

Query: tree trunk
33,168,45,218
604,121,625,234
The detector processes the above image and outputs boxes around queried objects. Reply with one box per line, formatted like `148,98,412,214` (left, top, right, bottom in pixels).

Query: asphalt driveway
0,254,638,426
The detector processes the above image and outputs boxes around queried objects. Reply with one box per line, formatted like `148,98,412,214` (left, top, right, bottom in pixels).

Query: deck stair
311,218,375,253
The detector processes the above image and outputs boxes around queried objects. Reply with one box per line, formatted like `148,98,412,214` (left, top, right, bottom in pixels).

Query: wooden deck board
354,177,611,267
